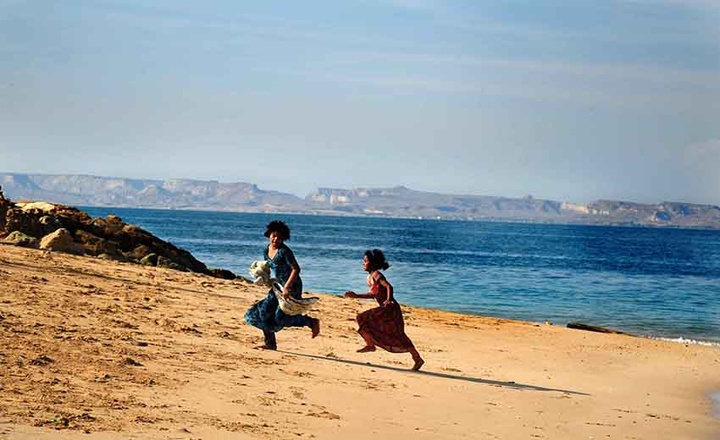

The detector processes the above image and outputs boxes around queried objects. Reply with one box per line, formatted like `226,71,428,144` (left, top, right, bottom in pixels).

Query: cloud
345,51,720,84
271,49,718,111
686,139,720,157
384,0,443,12
618,0,720,8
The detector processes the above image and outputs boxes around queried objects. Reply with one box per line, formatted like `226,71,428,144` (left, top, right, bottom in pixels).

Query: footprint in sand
289,386,306,400
306,410,341,420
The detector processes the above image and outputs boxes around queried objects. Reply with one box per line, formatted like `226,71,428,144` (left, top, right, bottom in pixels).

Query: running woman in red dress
344,249,424,371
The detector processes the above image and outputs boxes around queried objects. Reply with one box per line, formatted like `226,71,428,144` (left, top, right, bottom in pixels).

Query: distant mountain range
2,173,719,229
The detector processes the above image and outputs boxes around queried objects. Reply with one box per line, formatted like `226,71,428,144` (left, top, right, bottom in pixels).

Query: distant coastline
2,172,719,229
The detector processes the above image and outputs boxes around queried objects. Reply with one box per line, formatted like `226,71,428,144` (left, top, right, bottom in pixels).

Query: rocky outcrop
0,187,235,278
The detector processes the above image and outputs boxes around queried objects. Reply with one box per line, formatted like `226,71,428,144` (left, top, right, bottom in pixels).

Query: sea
82,207,720,346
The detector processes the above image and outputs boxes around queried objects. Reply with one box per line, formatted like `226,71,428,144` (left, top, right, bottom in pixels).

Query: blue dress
244,244,311,333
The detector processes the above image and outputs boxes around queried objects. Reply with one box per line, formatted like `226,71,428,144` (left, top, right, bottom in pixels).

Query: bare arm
281,247,301,298
282,264,300,298
344,271,377,299
344,272,394,305
344,290,375,299
377,275,394,306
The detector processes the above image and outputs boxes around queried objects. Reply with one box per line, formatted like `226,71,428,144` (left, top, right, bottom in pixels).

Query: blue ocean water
82,207,720,344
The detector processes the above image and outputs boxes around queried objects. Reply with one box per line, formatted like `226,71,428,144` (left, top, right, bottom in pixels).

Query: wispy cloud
262,62,717,111
343,51,720,85
95,4,337,43
687,139,720,156
383,0,444,12
618,0,720,9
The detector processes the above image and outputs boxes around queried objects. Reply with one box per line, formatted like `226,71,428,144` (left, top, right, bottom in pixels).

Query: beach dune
0,244,718,439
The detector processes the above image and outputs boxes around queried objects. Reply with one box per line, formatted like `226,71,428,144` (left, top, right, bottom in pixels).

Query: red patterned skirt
356,302,415,353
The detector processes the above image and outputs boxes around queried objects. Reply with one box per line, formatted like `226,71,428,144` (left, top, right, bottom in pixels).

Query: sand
0,244,718,439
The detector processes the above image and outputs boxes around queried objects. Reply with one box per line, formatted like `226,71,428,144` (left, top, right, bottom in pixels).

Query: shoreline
75,205,720,345
1,244,719,439
653,336,720,348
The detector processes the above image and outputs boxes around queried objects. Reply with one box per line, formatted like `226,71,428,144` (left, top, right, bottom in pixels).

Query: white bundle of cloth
248,260,272,286
248,260,319,315
271,282,319,316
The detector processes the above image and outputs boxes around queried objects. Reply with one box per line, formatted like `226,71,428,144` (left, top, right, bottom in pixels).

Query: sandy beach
1,243,718,439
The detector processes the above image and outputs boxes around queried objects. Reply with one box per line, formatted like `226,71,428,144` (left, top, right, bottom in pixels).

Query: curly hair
364,248,390,271
264,220,291,240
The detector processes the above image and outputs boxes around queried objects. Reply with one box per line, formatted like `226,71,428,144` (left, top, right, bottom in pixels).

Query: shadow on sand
277,349,589,396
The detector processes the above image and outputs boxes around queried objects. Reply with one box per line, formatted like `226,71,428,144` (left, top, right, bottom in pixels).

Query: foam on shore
711,393,720,420
652,337,720,347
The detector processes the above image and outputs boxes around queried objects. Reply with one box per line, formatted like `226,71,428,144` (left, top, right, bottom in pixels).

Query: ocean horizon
82,206,720,346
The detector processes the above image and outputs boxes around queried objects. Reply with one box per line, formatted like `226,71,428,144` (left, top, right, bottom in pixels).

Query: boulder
39,215,62,235
40,228,84,255
4,207,46,239
207,268,237,280
125,244,152,262
98,252,126,262
73,229,123,259
17,201,56,212
2,231,39,248
157,255,188,272
140,253,159,266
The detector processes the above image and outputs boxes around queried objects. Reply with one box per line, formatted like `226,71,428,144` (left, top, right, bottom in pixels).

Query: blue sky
1,0,718,204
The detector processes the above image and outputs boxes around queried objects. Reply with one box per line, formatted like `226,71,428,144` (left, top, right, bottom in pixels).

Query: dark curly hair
264,220,291,240
364,248,390,271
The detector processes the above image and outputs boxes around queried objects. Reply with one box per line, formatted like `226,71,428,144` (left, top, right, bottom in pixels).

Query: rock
0,188,10,230
39,215,62,235
40,228,84,255
140,253,159,266
73,229,122,258
207,268,236,280
98,252,126,262
0,192,217,277
567,322,630,335
16,201,56,212
2,231,40,248
157,256,188,272
4,206,47,239
73,229,104,255
125,244,152,261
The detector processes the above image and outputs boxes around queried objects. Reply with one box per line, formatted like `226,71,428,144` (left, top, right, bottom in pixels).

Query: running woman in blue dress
244,220,320,349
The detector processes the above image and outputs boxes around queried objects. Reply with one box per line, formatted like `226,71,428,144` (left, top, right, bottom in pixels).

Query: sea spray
711,393,720,420
653,337,720,348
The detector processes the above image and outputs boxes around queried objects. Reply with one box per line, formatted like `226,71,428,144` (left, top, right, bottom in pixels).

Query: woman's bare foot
310,318,320,338
411,358,425,371
356,345,376,353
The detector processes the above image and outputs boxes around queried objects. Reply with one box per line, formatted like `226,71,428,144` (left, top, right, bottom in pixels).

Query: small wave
712,393,720,420
652,337,720,347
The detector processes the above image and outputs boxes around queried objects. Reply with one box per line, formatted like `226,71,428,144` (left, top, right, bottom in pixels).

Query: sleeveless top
367,270,388,305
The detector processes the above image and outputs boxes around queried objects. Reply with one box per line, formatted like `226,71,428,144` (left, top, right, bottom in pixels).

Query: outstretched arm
344,290,375,299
